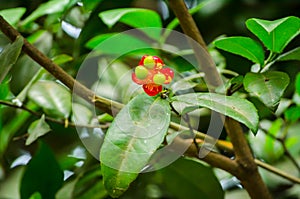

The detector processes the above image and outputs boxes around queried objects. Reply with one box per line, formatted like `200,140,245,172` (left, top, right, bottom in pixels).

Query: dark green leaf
99,8,162,40
243,71,290,109
284,106,300,123
246,16,300,53
0,36,23,83
0,7,26,26
20,142,64,199
73,166,108,199
28,81,71,119
100,94,171,198
172,92,259,133
295,73,300,96
21,0,71,26
214,36,265,66
26,115,51,145
277,47,300,62
86,33,157,55
158,157,224,199
0,78,10,100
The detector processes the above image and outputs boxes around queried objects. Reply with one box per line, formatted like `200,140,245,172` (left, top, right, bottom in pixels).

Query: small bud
143,56,156,69
135,65,148,79
153,73,166,85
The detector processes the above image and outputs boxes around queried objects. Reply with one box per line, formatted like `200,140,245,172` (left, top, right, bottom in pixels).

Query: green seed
143,56,155,69
135,65,148,79
153,73,166,84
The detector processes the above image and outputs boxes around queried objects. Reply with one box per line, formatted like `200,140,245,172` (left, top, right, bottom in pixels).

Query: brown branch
167,1,272,198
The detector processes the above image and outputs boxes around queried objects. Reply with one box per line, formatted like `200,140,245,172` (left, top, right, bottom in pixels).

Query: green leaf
172,92,259,133
159,158,224,199
28,81,71,119
26,115,51,145
0,36,23,83
100,93,171,198
246,16,300,53
214,36,265,66
296,73,300,96
21,0,70,26
51,54,73,65
243,71,290,109
29,192,42,199
277,47,300,62
73,166,108,199
284,106,300,123
0,7,26,26
99,8,162,40
86,33,157,55
20,142,64,199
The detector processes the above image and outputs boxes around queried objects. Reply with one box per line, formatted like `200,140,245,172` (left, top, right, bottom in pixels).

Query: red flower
132,55,174,96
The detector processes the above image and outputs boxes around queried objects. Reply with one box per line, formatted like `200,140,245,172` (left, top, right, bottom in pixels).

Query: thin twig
0,100,109,129
261,127,300,174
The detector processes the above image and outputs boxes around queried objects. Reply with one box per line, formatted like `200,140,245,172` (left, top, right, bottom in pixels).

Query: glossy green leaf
20,142,63,199
214,36,265,65
246,16,300,53
0,7,26,26
0,36,23,83
51,54,73,65
295,73,300,96
172,92,259,133
277,47,300,62
158,158,224,199
100,93,171,198
21,0,70,26
243,71,290,109
26,115,51,145
99,8,162,40
86,33,157,55
28,81,71,119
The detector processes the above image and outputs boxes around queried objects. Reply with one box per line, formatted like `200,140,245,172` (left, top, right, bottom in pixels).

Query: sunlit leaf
86,33,157,55
51,54,73,65
0,7,26,26
100,93,170,198
0,36,23,83
246,16,300,53
20,142,63,199
26,115,51,145
172,92,259,133
21,0,70,26
99,8,162,40
28,81,71,119
158,158,224,199
243,71,290,109
214,36,265,66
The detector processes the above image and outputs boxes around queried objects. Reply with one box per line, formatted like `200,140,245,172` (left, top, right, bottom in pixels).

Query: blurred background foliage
0,0,300,198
